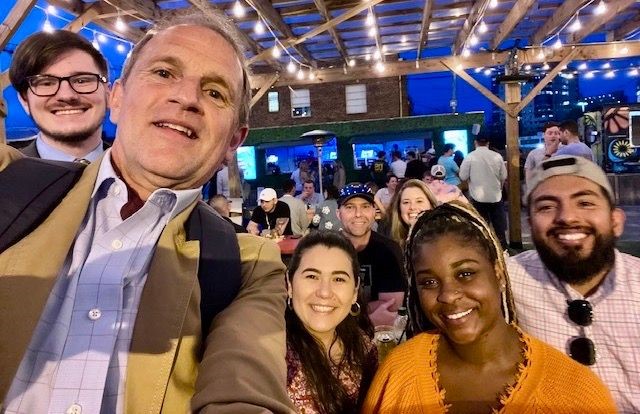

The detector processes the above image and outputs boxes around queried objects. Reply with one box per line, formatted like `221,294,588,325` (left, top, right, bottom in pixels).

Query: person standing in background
557,119,595,161
333,160,346,190
389,151,406,179
525,122,561,185
437,144,461,186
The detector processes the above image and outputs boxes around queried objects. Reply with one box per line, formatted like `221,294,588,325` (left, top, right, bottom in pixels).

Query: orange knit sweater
363,331,617,413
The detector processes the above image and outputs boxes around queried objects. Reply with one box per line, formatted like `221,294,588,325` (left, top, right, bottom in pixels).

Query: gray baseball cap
526,155,614,205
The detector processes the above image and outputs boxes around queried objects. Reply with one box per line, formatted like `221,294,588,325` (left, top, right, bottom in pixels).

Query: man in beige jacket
1,11,293,414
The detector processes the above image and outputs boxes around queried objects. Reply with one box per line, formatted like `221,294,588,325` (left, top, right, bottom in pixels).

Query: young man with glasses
9,30,110,162
507,155,639,413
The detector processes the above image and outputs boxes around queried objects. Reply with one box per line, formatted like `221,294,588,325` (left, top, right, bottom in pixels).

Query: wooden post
0,98,7,144
504,81,522,248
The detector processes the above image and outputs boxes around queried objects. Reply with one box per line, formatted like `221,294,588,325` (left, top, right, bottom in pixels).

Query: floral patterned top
287,334,378,414
311,199,342,232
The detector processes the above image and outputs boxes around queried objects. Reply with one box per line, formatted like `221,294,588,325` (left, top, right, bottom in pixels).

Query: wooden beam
112,0,158,20
250,73,279,107
369,6,385,61
311,0,349,62
513,48,579,115
531,0,587,45
490,0,536,50
247,0,387,64
416,0,434,60
247,0,315,64
0,0,38,50
568,0,636,44
442,60,512,114
251,41,640,87
614,12,640,40
453,0,492,55
64,3,101,32
504,81,522,248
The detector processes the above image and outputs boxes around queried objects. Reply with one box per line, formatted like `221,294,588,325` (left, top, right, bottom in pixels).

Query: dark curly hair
286,231,375,413
404,201,517,334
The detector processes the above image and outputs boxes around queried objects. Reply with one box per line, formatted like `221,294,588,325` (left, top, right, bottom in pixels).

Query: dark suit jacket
20,138,112,158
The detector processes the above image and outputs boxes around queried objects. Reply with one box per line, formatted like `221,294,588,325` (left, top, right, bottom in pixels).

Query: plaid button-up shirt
507,249,640,413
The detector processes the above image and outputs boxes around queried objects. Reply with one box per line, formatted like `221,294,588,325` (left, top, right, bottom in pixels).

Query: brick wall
249,76,409,128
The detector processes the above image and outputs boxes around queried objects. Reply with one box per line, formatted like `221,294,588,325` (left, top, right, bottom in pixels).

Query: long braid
404,201,517,335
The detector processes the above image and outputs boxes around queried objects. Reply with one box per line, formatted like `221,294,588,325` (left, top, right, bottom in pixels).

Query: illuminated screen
443,130,469,156
237,146,256,180
631,110,640,147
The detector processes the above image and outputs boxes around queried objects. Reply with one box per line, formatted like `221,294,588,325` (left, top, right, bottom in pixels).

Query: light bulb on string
373,49,381,60
287,60,296,73
489,0,498,8
42,17,55,33
271,45,281,58
604,70,615,78
569,16,581,32
233,1,246,18
479,21,488,33
368,27,377,37
470,35,479,46
585,71,595,79
348,59,356,67
578,62,587,70
254,20,265,34
474,67,484,73
366,12,374,26
602,62,611,69
524,64,532,71
97,33,107,43
594,1,606,15
309,71,316,80
115,14,127,32
537,49,545,60
296,68,304,80
92,32,100,50
374,61,385,73
552,37,562,49
542,62,550,70
116,43,127,53
365,54,371,61
621,46,629,54
401,35,407,44
462,49,471,58
484,68,492,76
47,5,57,15
629,68,639,77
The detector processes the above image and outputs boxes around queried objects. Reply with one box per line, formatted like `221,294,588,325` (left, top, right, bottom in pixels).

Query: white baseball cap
258,188,277,201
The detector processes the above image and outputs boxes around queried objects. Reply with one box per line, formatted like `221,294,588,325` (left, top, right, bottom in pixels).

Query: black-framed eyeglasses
567,299,596,365
26,73,107,97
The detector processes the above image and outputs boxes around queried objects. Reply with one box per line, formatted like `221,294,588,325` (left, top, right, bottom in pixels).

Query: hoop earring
501,288,510,324
350,302,361,317
287,296,292,310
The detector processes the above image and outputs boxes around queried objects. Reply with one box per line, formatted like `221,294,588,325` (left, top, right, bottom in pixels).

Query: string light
401,35,407,44
287,60,296,73
604,70,615,78
594,1,606,15
98,33,107,43
552,37,562,49
578,63,587,70
474,67,484,73
542,63,550,70
254,20,265,34
602,62,611,69
115,13,127,32
47,5,57,15
629,68,639,76
373,49,381,60
366,12,374,26
42,15,55,33
569,16,581,32
621,46,629,54
365,54,371,61
537,50,545,59
271,44,281,58
92,33,100,50
489,0,498,8
484,68,492,76
462,49,471,58
524,64,532,70
296,68,304,80
374,61,385,73
348,59,356,67
479,21,488,34
309,71,316,80
585,71,595,79
470,35,479,46
368,27,377,37
233,1,246,18
116,43,127,53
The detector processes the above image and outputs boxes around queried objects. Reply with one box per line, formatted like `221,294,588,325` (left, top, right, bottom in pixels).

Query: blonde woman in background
387,179,438,248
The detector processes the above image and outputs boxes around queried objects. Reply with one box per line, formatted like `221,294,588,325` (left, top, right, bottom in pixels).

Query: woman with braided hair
363,202,615,413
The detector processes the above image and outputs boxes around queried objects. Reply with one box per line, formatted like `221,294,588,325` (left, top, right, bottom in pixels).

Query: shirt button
88,308,102,321
66,403,82,414
111,239,123,250
113,186,121,196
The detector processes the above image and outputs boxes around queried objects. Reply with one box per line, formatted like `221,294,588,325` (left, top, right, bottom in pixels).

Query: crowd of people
0,8,638,414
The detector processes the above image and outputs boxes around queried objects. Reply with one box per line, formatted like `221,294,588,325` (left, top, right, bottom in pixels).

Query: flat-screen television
630,109,640,147
237,146,256,180
443,129,469,156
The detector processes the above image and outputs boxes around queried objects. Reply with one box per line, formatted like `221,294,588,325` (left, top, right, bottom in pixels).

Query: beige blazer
0,145,294,413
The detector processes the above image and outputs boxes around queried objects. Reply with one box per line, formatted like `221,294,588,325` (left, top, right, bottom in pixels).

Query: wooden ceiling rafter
490,0,536,50
453,0,493,55
613,12,640,40
247,0,387,64
531,0,588,45
415,0,434,62
311,0,350,63
0,0,38,50
247,0,315,65
567,0,637,44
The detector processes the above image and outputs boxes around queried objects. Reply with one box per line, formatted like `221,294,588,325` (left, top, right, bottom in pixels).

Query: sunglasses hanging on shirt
567,299,596,366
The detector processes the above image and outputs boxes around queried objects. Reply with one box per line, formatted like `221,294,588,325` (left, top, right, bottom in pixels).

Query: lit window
268,91,279,112
291,89,311,118
345,84,367,114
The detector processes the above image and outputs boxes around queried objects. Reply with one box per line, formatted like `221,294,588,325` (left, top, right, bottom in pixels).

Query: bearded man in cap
507,155,639,413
